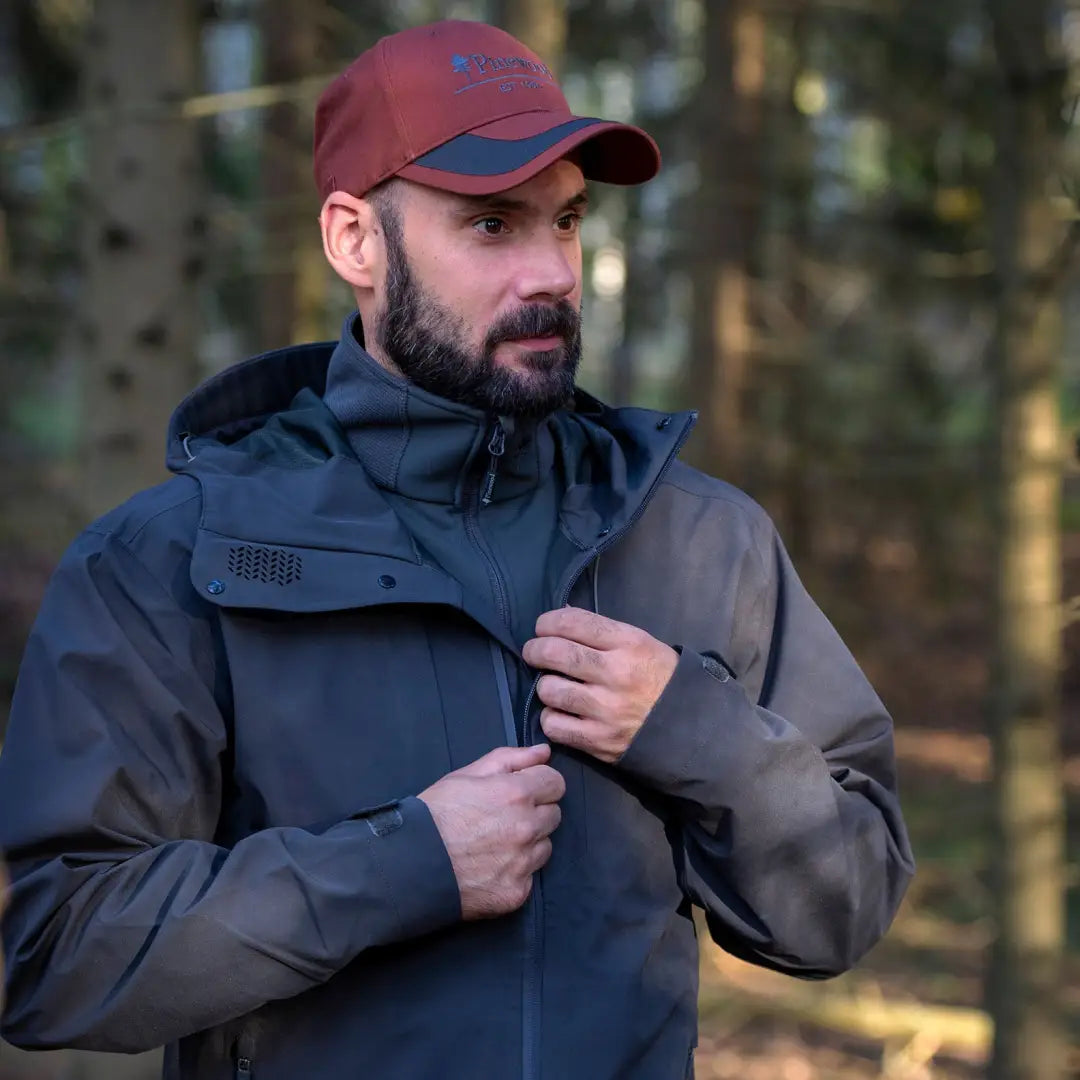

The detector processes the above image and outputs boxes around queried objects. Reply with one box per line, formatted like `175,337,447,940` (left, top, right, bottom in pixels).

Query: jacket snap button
598,527,611,537
656,416,671,430
377,574,397,589
206,580,225,596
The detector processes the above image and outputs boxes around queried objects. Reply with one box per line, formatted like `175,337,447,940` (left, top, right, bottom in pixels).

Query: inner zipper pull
480,420,506,506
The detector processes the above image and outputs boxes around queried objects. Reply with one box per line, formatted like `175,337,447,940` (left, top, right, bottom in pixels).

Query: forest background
0,1,1078,1078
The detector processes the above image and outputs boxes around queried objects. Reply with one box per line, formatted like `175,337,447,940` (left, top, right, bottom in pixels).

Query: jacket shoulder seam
85,489,202,547
660,478,775,556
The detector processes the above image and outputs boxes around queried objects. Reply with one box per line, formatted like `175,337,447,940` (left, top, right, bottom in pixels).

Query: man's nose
514,238,578,303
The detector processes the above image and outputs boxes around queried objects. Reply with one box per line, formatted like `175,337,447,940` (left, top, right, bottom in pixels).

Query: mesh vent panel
227,545,302,586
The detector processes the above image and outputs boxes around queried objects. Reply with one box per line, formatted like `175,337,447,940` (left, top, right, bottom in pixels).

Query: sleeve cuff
616,646,744,803
351,794,463,941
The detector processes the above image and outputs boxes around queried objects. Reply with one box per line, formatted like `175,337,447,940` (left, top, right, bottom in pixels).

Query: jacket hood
167,340,337,471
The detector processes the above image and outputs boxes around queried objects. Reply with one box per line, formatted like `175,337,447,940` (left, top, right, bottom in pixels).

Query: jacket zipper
518,412,697,747
480,421,506,506
516,412,696,1080
464,419,510,625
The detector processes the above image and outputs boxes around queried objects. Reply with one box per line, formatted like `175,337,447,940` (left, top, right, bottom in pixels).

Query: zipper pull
480,420,506,506
236,1058,252,1078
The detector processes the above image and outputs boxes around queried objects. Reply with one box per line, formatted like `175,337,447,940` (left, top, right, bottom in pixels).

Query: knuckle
611,655,635,686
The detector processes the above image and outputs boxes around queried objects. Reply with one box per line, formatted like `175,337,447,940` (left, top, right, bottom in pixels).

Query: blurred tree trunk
686,0,765,479
985,2,1068,1078
491,0,566,73
79,0,205,518
258,0,328,350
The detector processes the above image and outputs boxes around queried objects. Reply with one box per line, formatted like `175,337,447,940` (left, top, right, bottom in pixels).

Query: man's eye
475,217,508,237
555,213,582,234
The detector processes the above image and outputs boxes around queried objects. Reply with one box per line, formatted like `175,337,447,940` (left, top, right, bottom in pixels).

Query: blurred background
0,0,1078,1077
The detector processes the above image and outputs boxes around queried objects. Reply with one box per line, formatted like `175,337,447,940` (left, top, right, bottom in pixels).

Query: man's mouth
504,335,563,350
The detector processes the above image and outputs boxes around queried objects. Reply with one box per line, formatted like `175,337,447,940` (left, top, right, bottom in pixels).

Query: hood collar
323,314,556,506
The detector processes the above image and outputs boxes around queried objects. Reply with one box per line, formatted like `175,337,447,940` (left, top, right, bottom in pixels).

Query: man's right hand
418,743,565,920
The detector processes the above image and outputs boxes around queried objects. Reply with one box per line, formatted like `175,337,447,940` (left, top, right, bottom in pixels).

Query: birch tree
79,0,205,518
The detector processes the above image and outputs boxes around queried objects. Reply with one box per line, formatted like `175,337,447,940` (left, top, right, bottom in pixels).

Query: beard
373,212,581,420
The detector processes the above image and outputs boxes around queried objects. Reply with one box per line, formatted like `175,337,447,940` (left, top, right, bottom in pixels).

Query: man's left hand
522,607,679,764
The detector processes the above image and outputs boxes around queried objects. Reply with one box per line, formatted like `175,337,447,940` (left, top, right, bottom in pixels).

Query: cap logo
450,52,554,94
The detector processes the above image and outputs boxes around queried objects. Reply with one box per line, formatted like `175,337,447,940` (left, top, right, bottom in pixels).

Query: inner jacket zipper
481,421,507,506
479,411,696,1080
464,419,511,627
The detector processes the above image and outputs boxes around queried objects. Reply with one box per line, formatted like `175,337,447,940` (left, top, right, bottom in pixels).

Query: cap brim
395,113,660,195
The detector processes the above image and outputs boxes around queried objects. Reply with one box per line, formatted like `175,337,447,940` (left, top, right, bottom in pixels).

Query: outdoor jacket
0,335,914,1080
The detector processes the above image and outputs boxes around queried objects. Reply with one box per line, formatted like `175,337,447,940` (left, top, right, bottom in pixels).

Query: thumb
458,743,551,777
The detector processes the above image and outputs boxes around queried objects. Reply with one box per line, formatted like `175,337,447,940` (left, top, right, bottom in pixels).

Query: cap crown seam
379,37,414,162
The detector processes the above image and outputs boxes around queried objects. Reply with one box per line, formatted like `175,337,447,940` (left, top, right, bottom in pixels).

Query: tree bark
79,0,205,518
686,0,765,479
984,3,1068,1078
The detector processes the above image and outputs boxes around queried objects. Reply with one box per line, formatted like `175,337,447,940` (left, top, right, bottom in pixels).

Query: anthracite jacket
0,333,914,1080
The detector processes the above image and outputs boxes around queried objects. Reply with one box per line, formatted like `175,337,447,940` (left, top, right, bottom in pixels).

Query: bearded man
0,20,913,1080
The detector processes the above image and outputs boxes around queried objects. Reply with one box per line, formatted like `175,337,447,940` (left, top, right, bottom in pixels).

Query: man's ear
320,191,379,290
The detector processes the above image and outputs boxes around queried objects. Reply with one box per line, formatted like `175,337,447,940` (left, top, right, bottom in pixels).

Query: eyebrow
454,187,589,218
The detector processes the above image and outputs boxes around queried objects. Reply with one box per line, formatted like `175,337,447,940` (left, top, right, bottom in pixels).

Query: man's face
371,159,586,419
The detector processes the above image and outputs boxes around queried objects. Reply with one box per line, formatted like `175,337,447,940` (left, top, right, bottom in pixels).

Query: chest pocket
219,604,510,829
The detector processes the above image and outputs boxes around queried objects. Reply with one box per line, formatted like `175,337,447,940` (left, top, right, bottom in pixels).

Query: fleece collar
322,314,556,508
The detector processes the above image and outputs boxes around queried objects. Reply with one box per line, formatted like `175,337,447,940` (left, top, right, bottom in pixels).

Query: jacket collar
168,320,696,630
322,314,556,507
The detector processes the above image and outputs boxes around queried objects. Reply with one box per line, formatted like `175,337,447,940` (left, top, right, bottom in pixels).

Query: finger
534,607,630,649
527,837,553,873
536,673,603,718
539,708,604,755
522,636,608,682
532,802,562,839
459,742,550,777
515,762,567,804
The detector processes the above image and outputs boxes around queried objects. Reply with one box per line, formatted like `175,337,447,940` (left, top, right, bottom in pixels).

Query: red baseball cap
313,20,660,199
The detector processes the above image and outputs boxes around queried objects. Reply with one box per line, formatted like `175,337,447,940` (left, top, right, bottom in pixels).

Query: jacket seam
660,476,775,587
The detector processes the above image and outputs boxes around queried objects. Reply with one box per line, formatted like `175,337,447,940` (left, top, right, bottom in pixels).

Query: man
0,20,913,1080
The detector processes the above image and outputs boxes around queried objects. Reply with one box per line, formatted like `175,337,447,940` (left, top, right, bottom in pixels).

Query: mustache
484,302,579,350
